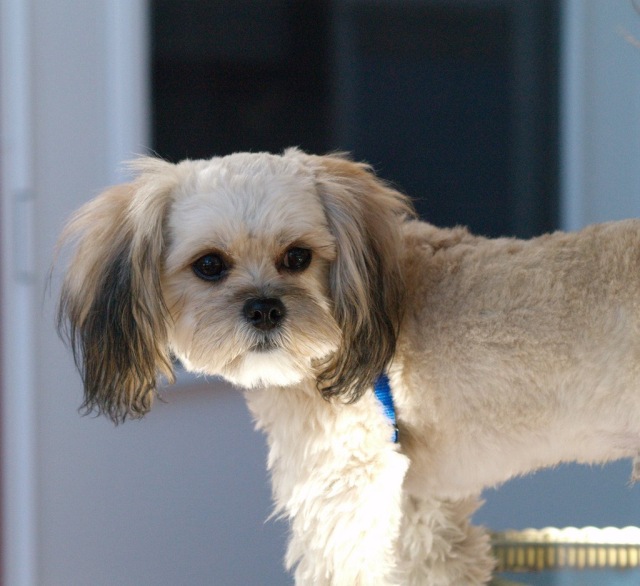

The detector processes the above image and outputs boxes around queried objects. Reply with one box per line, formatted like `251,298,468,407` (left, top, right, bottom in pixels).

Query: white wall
561,0,640,229
1,1,289,585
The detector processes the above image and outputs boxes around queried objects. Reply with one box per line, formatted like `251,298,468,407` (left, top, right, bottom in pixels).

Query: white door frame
0,2,149,584
1,0,37,583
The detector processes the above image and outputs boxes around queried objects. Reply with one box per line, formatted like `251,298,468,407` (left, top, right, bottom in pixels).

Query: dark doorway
152,0,559,238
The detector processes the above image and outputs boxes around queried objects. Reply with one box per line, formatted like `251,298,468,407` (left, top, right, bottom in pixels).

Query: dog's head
57,149,413,422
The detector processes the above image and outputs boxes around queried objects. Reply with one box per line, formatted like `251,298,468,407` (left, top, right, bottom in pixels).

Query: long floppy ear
302,151,415,402
57,157,179,423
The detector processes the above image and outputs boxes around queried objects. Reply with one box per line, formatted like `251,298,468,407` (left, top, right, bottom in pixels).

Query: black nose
243,298,286,331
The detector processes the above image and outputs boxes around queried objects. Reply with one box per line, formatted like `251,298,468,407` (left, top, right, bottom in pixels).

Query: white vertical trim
559,0,587,231
560,0,640,229
0,0,37,583
1,2,151,584
105,0,151,183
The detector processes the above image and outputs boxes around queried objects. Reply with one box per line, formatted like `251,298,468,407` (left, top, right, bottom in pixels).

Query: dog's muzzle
243,298,286,331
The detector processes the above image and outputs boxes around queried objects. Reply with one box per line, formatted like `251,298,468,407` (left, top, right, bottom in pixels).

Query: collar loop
373,373,399,443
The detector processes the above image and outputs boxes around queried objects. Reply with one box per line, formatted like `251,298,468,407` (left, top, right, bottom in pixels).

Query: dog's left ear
297,150,415,402
57,157,179,423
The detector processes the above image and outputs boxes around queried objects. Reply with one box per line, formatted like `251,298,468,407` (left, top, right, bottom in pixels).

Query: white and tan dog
57,149,640,585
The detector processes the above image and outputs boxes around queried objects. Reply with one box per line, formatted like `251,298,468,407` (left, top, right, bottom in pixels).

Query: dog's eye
192,254,228,281
282,247,312,272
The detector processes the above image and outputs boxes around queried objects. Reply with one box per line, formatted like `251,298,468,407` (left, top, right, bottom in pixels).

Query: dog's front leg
395,495,494,586
246,386,409,586
287,444,409,585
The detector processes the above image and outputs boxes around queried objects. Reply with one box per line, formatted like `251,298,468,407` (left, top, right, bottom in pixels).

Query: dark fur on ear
300,151,415,402
57,159,178,423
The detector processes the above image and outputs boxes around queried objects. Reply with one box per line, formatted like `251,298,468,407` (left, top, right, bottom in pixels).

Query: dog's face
57,149,412,422
162,153,341,388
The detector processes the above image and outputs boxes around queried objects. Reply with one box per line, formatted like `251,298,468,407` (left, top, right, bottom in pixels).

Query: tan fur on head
57,150,413,421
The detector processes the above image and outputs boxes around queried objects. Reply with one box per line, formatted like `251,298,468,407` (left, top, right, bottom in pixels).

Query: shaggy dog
57,149,640,585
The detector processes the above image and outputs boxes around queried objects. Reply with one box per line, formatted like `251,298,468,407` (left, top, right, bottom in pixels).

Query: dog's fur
57,149,640,585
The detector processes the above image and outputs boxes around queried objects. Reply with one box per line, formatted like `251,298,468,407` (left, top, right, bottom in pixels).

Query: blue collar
373,373,399,443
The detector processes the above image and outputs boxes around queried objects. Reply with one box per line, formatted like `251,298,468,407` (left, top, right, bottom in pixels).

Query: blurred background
1,1,640,585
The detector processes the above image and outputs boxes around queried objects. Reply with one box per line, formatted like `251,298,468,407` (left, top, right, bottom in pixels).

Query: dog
57,148,640,585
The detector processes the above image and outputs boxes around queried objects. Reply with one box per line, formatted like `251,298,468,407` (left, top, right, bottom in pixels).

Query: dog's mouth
250,338,279,353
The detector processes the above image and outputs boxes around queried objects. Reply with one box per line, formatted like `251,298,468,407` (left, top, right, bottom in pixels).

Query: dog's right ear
56,157,179,423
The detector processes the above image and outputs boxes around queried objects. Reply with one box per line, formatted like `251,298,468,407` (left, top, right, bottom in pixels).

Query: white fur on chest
245,381,410,585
